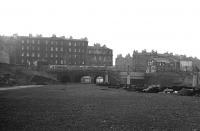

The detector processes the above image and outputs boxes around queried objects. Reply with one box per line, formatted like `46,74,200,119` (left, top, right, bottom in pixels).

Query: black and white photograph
1,0,200,130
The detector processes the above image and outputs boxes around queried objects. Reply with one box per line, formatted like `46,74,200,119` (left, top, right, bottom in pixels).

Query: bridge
47,65,145,85
47,65,119,84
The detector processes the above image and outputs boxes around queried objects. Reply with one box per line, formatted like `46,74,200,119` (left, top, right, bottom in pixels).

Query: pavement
0,85,44,91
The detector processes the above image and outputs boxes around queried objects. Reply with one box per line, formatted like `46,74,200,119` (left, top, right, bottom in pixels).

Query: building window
82,61,85,65
46,40,48,45
32,53,35,57
32,40,34,44
27,46,29,50
37,47,40,51
22,59,24,63
55,54,58,58
38,53,40,57
69,42,71,46
61,41,63,45
75,55,77,58
22,46,24,50
21,52,24,57
55,60,58,64
51,41,53,45
69,48,71,52
51,47,53,51
55,47,58,51
22,40,24,44
27,39,29,44
37,40,40,44
61,47,63,52
51,54,53,58
74,49,76,52
61,60,63,65
27,53,29,57
74,42,76,46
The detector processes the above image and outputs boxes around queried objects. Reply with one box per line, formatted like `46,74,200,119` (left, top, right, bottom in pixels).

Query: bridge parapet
48,65,115,72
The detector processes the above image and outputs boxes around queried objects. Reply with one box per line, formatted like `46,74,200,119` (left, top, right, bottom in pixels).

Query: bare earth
0,84,200,131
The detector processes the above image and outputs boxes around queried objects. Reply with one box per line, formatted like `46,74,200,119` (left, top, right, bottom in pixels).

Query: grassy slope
0,63,57,85
0,84,200,131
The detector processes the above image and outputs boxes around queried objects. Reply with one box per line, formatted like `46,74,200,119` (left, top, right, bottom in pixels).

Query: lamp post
127,65,130,88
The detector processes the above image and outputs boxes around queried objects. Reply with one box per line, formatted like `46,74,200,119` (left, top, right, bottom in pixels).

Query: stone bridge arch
56,70,108,84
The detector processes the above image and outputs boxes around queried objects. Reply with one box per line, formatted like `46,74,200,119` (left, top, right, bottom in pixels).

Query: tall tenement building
0,35,88,66
115,54,133,71
0,35,113,67
87,44,113,66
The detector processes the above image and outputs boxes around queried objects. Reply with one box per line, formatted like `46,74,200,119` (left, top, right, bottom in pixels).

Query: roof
88,45,112,50
152,58,170,63
1,35,88,42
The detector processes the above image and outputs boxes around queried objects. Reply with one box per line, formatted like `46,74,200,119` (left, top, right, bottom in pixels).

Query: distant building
146,57,180,73
0,40,9,64
132,50,154,72
180,60,193,72
0,36,18,64
0,35,88,66
115,54,133,71
87,44,113,66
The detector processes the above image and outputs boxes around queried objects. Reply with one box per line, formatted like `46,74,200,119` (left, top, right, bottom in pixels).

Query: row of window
22,52,40,57
21,39,86,47
21,59,65,65
21,59,85,65
22,46,41,51
148,62,174,66
88,50,112,55
21,52,86,59
90,56,112,61
21,46,85,53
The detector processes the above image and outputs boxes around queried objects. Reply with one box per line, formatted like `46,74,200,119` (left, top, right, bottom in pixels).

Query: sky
1,0,200,61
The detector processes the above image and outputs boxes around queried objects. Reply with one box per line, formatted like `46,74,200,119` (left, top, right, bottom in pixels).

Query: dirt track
0,84,200,131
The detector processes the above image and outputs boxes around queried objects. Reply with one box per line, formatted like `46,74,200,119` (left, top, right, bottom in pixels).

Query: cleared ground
0,84,200,131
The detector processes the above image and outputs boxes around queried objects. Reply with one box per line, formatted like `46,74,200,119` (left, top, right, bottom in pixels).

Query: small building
180,60,193,72
146,57,179,73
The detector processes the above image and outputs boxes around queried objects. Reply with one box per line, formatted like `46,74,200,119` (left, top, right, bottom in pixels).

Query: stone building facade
132,50,154,72
87,44,113,66
146,57,180,73
0,35,88,66
0,35,113,67
0,36,18,64
115,54,133,71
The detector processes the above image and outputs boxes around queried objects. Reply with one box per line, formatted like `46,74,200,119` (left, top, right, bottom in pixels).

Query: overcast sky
1,0,200,60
